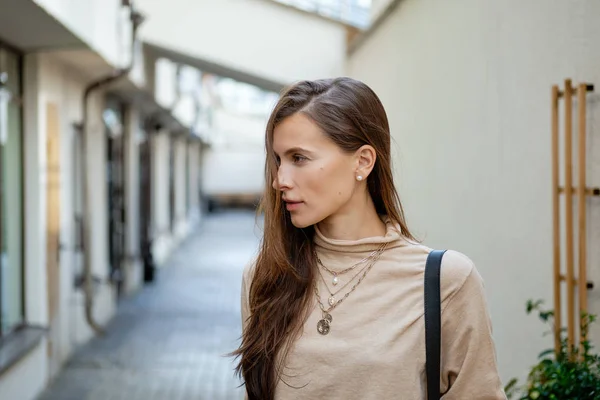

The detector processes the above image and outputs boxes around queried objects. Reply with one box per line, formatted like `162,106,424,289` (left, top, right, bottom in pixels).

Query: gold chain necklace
314,243,388,336
315,243,387,286
316,263,370,306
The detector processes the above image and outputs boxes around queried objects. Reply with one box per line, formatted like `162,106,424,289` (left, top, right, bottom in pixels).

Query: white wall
33,0,132,68
187,142,201,222
37,52,116,359
370,0,393,21
151,130,173,265
202,108,266,197
0,344,46,400
173,136,188,242
136,0,347,85
203,149,265,198
347,0,600,386
22,53,48,339
37,52,82,375
124,107,143,295
79,66,116,335
212,108,267,147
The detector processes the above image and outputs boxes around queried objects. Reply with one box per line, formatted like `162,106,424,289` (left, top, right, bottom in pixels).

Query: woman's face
272,113,360,228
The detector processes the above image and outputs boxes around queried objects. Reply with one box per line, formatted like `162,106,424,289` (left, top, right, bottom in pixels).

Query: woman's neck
316,195,386,241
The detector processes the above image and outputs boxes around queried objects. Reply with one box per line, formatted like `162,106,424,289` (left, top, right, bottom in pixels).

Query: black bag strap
424,249,447,400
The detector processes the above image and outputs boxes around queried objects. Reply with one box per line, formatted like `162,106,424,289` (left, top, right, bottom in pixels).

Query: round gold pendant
317,319,330,335
323,313,332,323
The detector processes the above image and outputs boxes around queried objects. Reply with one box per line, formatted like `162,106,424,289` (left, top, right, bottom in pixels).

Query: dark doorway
139,129,154,282
104,99,126,297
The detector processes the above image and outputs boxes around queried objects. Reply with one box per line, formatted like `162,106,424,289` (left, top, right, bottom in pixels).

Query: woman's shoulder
398,242,480,304
438,249,480,303
242,254,258,284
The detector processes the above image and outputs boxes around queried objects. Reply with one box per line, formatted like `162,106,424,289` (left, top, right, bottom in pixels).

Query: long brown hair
232,77,414,399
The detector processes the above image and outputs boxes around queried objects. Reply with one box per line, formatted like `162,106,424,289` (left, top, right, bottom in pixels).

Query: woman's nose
274,168,291,190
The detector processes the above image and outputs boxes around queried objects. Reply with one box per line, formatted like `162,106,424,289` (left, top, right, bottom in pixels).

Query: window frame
0,41,25,339
272,0,371,28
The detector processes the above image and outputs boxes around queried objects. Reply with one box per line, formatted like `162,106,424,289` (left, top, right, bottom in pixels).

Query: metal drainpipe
76,3,145,335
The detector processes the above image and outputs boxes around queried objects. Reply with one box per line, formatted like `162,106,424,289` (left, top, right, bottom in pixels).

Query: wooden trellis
551,79,595,356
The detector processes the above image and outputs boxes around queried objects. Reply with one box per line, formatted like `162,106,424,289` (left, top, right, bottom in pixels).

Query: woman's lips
285,201,303,211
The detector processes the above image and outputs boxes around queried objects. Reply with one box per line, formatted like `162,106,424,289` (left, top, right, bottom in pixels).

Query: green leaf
505,301,600,399
540,310,554,322
538,348,555,359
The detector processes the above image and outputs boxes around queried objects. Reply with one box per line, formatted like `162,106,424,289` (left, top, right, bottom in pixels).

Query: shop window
0,45,23,337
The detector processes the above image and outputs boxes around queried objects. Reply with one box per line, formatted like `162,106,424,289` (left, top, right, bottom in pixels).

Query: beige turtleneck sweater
240,219,507,399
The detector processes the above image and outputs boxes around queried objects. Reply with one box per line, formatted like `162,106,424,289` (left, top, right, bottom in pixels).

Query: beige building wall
347,0,600,384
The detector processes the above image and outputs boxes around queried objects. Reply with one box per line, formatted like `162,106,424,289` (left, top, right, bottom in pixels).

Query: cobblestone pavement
38,210,262,400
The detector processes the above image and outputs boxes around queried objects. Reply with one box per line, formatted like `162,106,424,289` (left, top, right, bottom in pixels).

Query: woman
232,77,506,399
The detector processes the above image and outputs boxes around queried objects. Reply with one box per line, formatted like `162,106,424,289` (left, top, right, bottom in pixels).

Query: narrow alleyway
38,210,261,400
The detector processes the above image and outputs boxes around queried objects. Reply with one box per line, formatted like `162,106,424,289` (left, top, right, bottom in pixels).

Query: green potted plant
505,299,600,399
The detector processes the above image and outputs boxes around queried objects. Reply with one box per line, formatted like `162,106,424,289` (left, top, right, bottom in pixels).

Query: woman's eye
293,154,308,163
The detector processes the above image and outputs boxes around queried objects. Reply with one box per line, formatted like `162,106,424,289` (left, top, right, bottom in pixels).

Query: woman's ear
355,145,377,179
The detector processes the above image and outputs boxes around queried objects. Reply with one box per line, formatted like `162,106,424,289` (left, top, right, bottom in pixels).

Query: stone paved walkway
37,210,261,400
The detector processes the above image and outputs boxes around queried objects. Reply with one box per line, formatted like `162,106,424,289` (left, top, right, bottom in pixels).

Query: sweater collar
313,215,408,253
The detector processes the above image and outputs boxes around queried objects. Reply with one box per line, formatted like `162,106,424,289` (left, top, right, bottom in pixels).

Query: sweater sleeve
240,257,256,333
240,261,254,400
241,268,250,332
440,263,507,399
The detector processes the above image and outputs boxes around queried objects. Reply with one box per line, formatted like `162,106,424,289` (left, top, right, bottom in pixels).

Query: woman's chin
289,212,316,229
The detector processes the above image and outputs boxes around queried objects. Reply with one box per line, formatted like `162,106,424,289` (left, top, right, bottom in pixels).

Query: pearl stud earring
357,175,363,181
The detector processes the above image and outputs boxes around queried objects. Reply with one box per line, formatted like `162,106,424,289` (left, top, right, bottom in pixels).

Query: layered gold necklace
313,243,388,336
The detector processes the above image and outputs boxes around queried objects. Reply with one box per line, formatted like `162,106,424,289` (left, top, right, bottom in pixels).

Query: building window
273,0,372,28
0,45,23,337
